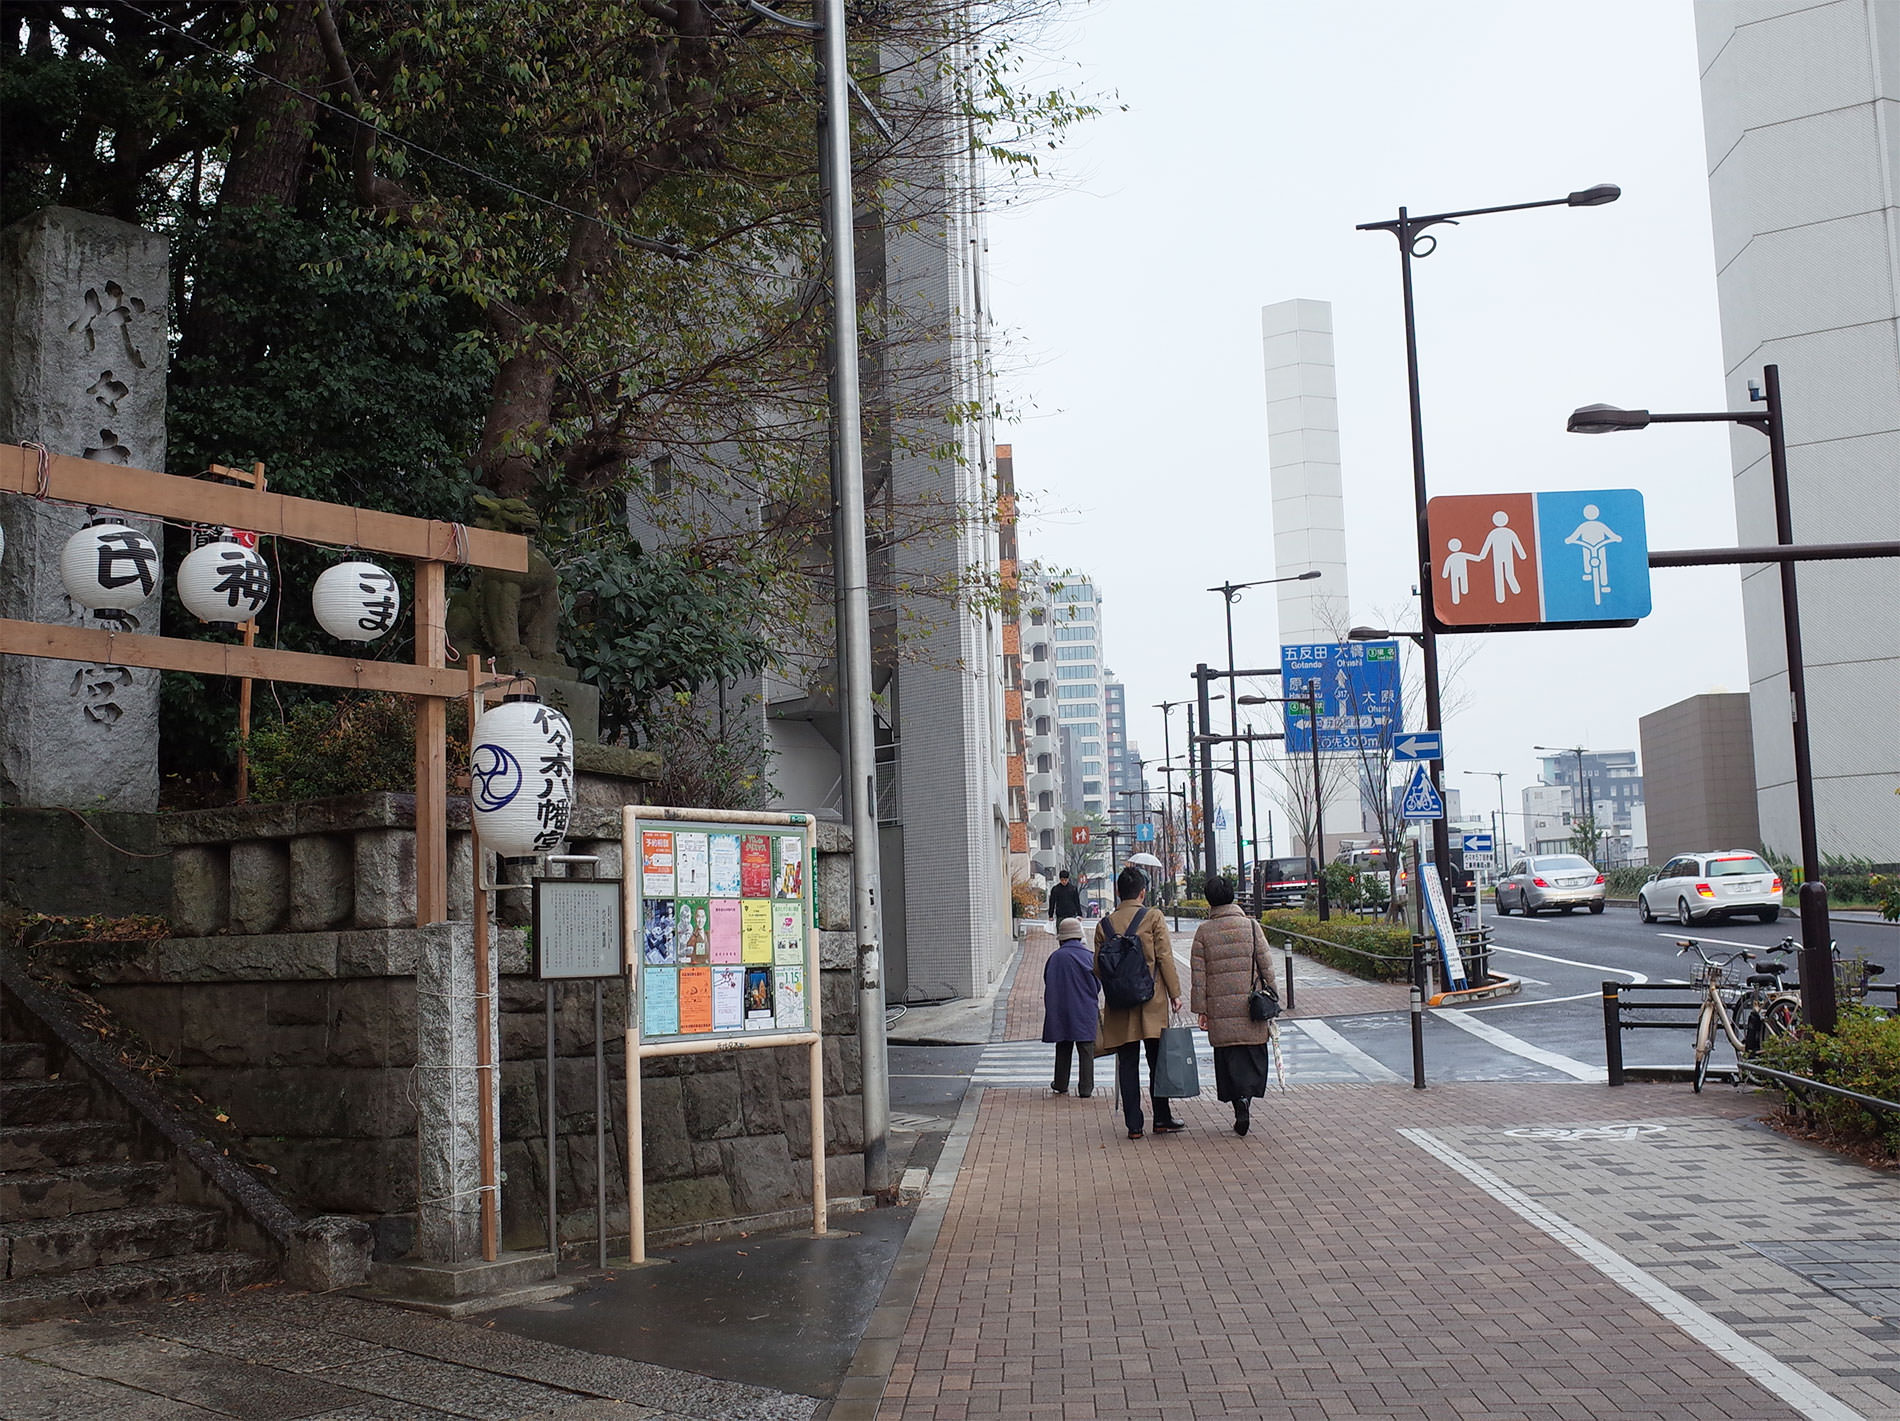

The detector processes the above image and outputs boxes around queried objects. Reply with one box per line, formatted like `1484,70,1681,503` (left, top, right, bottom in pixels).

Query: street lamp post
1239,690,1328,921
1567,366,1838,1026
1534,745,1595,860
1208,572,1320,895
1357,183,1620,925
1463,769,1511,869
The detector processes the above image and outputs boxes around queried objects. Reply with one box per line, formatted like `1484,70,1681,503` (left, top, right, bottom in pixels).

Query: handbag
1247,925,1283,1022
1151,1020,1201,1098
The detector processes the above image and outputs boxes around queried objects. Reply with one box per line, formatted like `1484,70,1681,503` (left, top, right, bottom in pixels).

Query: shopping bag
1151,1024,1201,1099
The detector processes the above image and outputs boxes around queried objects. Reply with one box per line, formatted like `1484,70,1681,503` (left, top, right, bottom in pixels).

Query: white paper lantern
178,539,272,624
60,521,160,611
470,697,575,857
312,561,401,641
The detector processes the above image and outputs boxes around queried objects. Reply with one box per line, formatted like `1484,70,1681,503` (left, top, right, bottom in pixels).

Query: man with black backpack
1093,865,1184,1139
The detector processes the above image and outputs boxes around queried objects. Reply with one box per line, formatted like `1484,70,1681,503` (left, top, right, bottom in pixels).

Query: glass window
1035,717,1050,735
1055,625,1093,641
1037,791,1053,812
1057,685,1091,699
1083,781,1102,795
1035,754,1051,773
1031,645,1047,661
1033,681,1049,698
1055,645,1092,661
1056,665,1093,680
1039,830,1055,850
1080,742,1102,756
1533,856,1596,872
1029,609,1045,626
1061,605,1096,621
1708,855,1772,877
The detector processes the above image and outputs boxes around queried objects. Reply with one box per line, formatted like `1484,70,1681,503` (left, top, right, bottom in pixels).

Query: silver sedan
1496,854,1607,916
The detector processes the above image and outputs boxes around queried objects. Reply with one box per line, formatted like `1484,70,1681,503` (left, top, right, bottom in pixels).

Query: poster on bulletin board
632,817,815,1043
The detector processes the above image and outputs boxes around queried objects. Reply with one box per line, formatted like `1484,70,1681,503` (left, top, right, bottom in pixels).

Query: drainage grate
1748,1239,1900,1323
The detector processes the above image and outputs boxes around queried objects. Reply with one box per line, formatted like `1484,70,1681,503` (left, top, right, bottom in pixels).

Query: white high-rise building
1695,1,1900,860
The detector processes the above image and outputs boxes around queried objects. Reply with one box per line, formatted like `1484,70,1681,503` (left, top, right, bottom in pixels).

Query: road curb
1428,973,1522,1007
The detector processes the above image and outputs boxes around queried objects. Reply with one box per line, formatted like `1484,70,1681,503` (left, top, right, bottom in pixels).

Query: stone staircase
1,1034,274,1322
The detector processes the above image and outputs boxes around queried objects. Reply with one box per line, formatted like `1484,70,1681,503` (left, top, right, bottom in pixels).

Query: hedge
1259,910,1414,983
1755,1006,1900,1157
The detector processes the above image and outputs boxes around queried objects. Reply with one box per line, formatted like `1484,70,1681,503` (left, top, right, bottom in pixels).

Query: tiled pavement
864,1084,1900,1420
848,926,1900,1420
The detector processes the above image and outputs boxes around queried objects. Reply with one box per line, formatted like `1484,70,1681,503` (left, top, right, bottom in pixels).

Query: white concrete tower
1261,299,1352,642
1695,1,1900,860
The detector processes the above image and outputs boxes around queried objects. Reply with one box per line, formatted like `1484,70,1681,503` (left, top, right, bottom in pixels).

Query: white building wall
1696,0,1900,860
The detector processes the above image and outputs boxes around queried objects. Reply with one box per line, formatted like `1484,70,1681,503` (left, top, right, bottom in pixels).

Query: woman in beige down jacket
1189,875,1275,1136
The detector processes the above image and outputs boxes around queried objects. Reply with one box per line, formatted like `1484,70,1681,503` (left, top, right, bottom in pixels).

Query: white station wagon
1638,852,1784,925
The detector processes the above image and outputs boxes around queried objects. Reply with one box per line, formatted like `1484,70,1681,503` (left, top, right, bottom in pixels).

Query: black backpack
1097,907,1155,1010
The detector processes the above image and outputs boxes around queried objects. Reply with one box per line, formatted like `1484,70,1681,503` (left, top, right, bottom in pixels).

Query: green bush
1603,866,1653,898
1259,910,1414,983
1172,898,1209,920
1755,1006,1900,1156
247,694,470,803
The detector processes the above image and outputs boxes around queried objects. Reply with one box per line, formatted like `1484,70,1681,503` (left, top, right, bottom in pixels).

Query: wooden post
233,461,267,803
470,659,499,1262
414,560,448,926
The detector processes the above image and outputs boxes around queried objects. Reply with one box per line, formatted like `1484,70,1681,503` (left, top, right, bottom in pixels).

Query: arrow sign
1393,732,1442,762
1400,764,1445,820
1461,832,1494,854
1135,822,1155,842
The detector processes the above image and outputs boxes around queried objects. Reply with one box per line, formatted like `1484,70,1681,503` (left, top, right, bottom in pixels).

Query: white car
1638,852,1784,926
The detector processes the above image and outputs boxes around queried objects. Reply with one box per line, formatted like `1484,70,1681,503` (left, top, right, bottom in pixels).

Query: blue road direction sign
1461,832,1494,855
1135,822,1156,842
1280,641,1402,754
1393,731,1442,762
1400,764,1445,820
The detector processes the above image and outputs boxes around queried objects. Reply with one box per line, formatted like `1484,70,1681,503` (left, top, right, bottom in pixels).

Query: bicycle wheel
1762,998,1799,1040
1693,1000,1716,1092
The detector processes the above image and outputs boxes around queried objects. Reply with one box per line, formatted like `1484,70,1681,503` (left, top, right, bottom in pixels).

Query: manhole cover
1505,1124,1667,1141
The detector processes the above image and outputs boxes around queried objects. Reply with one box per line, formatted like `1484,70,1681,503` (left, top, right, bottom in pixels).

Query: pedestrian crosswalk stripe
974,1021,1396,1088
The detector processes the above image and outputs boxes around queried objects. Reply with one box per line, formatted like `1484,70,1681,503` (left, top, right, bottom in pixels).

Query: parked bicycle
1678,938,1801,1091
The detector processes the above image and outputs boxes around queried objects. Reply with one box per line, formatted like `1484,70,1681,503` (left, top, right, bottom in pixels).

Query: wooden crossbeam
0,618,495,700
2,444,528,573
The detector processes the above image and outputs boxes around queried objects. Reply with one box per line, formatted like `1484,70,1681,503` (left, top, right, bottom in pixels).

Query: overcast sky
988,0,1751,849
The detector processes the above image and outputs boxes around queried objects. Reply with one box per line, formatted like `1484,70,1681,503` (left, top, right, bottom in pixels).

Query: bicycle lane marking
1399,1127,1866,1421
1434,1008,1606,1081
1467,943,1650,1011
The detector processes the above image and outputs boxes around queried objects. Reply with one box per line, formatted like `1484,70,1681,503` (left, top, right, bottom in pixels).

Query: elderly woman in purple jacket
1043,917,1100,1097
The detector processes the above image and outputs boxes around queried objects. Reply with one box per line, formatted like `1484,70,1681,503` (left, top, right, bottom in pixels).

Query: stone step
0,1042,48,1080
0,1122,134,1172
0,1250,276,1324
0,1078,94,1125
0,1161,173,1221
1,1202,223,1281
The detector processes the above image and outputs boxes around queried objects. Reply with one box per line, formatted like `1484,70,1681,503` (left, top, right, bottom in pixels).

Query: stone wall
39,798,863,1258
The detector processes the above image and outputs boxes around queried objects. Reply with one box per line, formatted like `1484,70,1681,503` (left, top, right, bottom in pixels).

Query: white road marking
1436,1008,1606,1082
1491,944,1649,983
1465,990,1600,1011
1288,1018,1403,1082
1399,1128,1866,1421
1655,930,1781,953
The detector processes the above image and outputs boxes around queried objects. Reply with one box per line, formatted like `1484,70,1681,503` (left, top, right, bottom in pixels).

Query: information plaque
532,878,625,980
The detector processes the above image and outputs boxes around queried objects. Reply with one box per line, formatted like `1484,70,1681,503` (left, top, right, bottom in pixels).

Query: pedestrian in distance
1048,869,1082,925
1043,917,1098,1097
1189,875,1277,1136
1093,865,1184,1140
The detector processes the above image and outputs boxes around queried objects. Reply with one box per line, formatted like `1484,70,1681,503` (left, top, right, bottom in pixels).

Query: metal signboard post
620,807,824,1264
532,871,623,1270
1427,488,1652,631
1279,641,1402,754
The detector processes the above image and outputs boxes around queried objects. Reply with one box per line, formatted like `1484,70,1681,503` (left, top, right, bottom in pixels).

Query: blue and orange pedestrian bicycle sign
1427,489,1651,631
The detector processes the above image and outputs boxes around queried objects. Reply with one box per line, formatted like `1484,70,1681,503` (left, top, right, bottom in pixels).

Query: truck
1253,856,1320,910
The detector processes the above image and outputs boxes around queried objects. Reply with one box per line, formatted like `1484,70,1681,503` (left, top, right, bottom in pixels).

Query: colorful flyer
744,965,774,1028
678,966,712,1034
676,898,712,966
642,966,679,1036
640,831,675,897
775,966,806,1031
675,832,710,897
772,901,803,966
641,900,676,965
709,834,742,897
712,965,745,1029
709,899,742,964
741,899,772,962
774,836,804,898
740,834,773,897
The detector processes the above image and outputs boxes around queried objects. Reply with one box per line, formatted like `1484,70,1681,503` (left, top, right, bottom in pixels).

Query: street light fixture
1358,184,1620,1027
1208,571,1322,890
1348,625,1425,649
1567,366,1836,1028
1462,770,1512,869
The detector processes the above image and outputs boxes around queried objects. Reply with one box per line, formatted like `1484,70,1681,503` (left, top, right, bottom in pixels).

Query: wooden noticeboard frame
620,805,824,1263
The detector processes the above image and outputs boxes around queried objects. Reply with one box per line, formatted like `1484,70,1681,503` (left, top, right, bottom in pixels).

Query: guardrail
1736,1060,1900,1116
1601,979,1898,1086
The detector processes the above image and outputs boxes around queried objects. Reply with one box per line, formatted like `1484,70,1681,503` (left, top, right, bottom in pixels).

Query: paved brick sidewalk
870,1081,1900,1420
1001,927,1057,1042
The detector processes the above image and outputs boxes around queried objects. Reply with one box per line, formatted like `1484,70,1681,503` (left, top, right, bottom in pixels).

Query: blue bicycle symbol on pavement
470,743,523,811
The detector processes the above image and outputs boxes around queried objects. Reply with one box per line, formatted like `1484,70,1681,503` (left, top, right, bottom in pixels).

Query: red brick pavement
1002,927,1057,1043
875,1083,1803,1421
